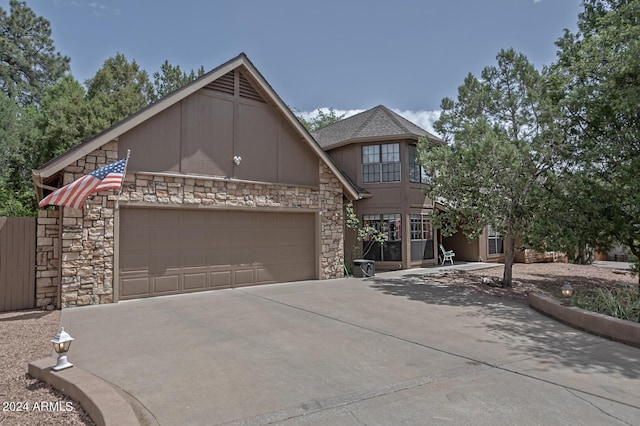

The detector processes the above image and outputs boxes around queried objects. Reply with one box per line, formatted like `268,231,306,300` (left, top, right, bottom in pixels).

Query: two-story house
314,104,570,271
313,105,448,270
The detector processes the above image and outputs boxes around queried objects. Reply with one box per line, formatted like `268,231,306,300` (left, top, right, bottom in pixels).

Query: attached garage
33,53,357,308
118,208,317,300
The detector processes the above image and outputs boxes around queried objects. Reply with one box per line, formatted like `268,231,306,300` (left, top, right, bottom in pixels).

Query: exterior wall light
561,283,574,306
51,327,74,371
233,155,242,165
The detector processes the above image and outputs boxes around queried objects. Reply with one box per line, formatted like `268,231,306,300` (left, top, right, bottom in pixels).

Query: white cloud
392,109,441,137
297,107,442,137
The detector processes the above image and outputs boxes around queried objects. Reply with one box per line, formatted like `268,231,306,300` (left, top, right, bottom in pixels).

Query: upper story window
362,143,400,183
409,144,430,184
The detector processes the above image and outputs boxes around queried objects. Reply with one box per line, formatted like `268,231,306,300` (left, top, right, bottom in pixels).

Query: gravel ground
0,309,94,425
427,262,638,303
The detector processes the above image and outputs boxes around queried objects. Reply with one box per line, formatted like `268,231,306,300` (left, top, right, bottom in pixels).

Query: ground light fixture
561,283,574,306
51,327,74,371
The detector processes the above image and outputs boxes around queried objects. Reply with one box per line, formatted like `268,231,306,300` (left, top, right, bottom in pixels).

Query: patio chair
439,244,455,265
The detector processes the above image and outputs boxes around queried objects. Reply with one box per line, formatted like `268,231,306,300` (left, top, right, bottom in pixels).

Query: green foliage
422,49,564,287
550,0,640,278
344,202,387,259
0,0,70,106
85,53,154,130
573,286,640,323
296,107,345,132
0,2,209,216
0,92,40,215
151,60,205,101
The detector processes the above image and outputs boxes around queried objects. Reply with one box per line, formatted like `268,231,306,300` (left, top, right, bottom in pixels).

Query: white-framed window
362,213,402,261
487,225,504,255
408,144,430,184
362,143,400,183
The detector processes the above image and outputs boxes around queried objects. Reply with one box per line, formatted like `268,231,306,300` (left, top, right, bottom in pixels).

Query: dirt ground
427,262,638,303
0,309,94,425
0,262,635,425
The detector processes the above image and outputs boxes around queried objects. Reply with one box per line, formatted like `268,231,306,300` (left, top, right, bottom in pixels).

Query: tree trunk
502,226,516,288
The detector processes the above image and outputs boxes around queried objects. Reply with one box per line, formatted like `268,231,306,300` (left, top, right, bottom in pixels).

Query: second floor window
409,144,430,184
362,143,400,183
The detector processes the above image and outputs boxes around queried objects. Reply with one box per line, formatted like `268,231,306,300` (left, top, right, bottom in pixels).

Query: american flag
39,158,128,210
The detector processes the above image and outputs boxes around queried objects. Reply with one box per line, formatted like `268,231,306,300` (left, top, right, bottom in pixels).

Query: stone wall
35,209,59,308
37,141,345,308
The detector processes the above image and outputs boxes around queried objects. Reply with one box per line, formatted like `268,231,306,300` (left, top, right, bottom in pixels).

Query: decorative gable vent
206,71,235,95
239,72,266,103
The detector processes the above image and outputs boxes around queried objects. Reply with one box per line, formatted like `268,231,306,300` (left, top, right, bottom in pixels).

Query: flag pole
115,149,131,210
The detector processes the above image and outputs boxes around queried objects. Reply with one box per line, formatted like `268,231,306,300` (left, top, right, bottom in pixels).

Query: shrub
573,286,640,323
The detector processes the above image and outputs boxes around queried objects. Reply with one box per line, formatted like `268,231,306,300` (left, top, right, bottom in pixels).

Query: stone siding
35,209,59,308
37,141,345,308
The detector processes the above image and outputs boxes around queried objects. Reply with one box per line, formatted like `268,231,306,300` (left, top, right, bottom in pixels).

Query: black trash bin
353,259,375,278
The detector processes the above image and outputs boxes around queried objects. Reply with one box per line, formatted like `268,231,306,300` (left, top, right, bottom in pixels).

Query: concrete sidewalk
60,275,640,425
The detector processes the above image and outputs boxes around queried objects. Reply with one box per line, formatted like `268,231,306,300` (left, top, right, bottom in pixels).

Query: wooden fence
0,217,36,311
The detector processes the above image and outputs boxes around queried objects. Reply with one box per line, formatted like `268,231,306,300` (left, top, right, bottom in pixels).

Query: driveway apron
60,274,640,425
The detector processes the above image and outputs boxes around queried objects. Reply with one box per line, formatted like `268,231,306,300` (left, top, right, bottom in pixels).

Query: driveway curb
528,292,640,348
28,357,140,426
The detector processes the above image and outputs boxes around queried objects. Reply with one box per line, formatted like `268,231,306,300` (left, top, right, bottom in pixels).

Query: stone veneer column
35,209,60,308
59,141,118,307
319,162,345,279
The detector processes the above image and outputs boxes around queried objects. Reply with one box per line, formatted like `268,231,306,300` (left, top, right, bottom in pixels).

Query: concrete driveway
61,273,640,425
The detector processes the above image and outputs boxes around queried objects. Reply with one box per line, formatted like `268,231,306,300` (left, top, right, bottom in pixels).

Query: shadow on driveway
367,274,640,380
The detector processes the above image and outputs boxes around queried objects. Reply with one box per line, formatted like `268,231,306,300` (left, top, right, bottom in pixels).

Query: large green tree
85,53,154,131
421,49,563,287
151,60,204,101
0,92,40,215
550,0,640,274
0,0,69,105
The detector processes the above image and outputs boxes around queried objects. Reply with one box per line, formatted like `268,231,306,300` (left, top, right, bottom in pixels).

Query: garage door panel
152,252,182,273
154,274,180,294
183,271,207,291
153,228,182,249
119,252,150,272
209,271,231,289
119,208,316,300
121,277,151,298
182,250,207,268
234,268,255,286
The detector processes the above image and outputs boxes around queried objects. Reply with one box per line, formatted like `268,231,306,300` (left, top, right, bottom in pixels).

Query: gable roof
32,53,360,200
312,105,443,150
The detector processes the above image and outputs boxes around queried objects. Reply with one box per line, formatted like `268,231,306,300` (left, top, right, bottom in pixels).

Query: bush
573,286,640,323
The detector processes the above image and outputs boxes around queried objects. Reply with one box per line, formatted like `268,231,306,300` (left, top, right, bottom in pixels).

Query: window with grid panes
362,213,402,261
362,143,400,183
408,144,430,184
487,225,504,255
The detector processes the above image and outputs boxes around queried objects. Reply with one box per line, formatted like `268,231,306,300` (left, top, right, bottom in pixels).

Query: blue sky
5,0,582,133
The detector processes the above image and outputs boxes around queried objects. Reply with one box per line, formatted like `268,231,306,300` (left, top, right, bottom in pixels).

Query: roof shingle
312,105,442,150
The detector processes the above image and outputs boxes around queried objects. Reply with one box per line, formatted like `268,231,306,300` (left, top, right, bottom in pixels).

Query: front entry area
118,208,316,300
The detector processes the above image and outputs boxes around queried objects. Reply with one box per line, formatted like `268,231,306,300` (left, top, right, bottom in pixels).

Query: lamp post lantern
51,327,74,371
561,283,574,306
